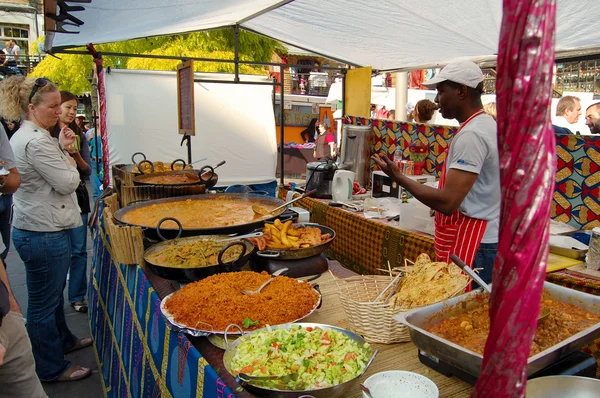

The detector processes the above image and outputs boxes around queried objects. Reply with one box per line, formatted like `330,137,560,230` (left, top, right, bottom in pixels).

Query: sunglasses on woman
28,78,52,104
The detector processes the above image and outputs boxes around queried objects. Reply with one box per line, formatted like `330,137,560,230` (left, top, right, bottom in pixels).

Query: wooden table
302,263,473,397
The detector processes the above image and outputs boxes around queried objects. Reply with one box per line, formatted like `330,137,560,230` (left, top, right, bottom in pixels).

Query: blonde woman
0,76,92,382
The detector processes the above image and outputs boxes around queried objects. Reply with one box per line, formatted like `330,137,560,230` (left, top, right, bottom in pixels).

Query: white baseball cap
423,61,484,89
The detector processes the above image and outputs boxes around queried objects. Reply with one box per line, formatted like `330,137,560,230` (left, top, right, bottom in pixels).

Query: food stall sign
177,60,195,136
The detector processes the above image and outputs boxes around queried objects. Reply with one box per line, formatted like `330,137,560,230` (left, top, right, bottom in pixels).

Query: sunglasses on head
28,78,51,104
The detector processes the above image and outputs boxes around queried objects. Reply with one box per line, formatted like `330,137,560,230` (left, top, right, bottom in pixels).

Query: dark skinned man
373,61,500,284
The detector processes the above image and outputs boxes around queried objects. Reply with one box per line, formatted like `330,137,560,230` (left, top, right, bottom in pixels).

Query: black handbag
75,180,91,214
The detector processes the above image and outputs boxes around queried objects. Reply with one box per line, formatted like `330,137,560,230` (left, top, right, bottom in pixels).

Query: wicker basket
336,274,470,344
336,275,411,344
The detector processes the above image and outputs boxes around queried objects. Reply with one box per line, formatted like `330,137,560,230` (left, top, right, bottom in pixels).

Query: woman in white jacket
0,76,92,382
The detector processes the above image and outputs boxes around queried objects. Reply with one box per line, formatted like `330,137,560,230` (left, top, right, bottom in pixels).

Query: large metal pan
394,281,600,379
113,193,289,240
222,322,378,397
132,170,219,188
526,375,600,397
255,223,336,260
160,282,322,337
125,152,190,174
144,231,256,282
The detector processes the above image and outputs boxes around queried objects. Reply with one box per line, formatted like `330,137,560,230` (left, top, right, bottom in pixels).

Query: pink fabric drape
473,1,557,397
88,44,110,190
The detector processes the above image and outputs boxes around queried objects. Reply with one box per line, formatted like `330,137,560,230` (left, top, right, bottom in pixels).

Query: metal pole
233,25,240,83
395,72,409,121
341,69,347,117
188,136,192,164
279,65,285,185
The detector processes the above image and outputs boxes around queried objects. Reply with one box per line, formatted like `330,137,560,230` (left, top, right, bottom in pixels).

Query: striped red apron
434,110,488,270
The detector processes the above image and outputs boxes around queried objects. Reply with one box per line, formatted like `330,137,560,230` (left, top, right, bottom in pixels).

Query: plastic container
586,227,600,271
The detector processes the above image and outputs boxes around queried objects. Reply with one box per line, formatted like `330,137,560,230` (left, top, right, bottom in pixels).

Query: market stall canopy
46,0,600,71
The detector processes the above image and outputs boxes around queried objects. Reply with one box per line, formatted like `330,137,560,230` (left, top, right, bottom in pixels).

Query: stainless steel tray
394,281,600,378
549,230,589,260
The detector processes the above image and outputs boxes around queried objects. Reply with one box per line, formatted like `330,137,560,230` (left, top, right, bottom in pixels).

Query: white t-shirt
446,113,500,243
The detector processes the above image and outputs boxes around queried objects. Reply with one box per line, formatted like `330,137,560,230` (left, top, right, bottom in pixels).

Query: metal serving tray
394,281,600,378
549,230,589,260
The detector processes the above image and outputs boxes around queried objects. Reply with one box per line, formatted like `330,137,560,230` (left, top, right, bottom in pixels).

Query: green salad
231,325,372,390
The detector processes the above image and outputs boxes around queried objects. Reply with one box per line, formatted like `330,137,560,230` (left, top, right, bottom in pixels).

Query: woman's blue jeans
12,228,78,381
68,214,88,304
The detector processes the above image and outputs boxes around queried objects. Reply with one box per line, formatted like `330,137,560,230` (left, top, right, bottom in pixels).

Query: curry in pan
121,199,280,229
427,292,600,356
146,239,244,268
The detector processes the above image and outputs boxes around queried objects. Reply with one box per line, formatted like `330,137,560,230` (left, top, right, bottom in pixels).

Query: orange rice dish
163,271,320,331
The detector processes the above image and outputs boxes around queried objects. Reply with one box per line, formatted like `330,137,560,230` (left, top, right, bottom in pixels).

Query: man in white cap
373,61,500,284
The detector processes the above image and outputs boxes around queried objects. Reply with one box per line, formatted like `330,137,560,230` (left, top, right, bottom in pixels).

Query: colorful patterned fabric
553,135,600,230
344,118,600,230
89,203,235,398
285,194,435,274
546,270,600,296
344,116,453,179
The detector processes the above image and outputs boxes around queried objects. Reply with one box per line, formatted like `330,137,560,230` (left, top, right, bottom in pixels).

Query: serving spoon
252,189,317,216
450,254,550,321
360,383,375,398
242,268,289,295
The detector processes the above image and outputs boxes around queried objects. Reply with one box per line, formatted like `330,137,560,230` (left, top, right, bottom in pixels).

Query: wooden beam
44,0,58,34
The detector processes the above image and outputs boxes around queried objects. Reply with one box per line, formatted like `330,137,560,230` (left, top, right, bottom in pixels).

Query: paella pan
159,271,322,336
113,193,290,239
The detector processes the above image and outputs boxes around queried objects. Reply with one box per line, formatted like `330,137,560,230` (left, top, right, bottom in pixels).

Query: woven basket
336,275,411,344
336,274,470,344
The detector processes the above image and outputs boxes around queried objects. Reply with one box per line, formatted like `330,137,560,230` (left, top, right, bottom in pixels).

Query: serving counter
283,191,600,375
90,193,600,397
90,196,474,397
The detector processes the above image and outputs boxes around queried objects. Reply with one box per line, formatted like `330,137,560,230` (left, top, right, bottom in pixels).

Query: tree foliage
29,30,283,94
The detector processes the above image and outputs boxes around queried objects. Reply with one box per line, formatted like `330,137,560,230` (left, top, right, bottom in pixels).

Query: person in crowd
50,92,92,314
1,118,20,140
1,40,19,67
375,105,389,119
483,102,497,120
553,95,581,135
0,247,46,397
373,61,500,285
0,76,92,382
387,109,396,120
86,126,103,204
406,102,416,122
75,115,85,131
313,121,336,161
0,246,46,398
0,123,21,266
300,118,319,143
413,99,439,124
585,103,600,135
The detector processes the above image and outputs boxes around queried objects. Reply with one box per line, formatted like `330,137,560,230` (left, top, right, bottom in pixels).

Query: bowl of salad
223,323,378,397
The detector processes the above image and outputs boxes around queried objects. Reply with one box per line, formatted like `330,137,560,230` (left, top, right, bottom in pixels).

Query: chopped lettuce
231,325,372,390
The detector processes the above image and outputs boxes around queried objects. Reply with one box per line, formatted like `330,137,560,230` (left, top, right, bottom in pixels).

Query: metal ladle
242,268,288,295
450,254,550,321
251,189,317,216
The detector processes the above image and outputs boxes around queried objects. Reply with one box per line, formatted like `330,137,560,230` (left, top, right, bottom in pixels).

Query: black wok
255,223,336,260
113,193,289,240
144,234,255,282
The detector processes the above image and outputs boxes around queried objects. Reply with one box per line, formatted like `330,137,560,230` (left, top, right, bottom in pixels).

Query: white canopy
47,0,600,71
